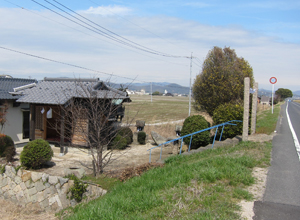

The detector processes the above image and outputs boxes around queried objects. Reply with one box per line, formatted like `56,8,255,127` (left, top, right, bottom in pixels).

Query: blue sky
0,0,300,91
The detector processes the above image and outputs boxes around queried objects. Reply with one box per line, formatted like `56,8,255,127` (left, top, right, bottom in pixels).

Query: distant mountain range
111,82,190,95
110,81,299,97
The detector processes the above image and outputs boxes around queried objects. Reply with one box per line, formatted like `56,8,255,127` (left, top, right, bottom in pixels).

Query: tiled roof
0,78,37,100
16,79,128,105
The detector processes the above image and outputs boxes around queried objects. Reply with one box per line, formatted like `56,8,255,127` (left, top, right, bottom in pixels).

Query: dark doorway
23,111,30,139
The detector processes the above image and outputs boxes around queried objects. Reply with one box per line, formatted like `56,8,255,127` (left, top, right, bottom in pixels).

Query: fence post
251,82,258,134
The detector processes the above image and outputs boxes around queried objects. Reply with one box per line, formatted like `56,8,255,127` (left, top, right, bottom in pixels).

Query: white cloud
81,5,132,16
0,7,299,91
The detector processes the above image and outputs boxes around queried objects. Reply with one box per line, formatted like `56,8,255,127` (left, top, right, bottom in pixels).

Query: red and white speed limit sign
270,77,277,84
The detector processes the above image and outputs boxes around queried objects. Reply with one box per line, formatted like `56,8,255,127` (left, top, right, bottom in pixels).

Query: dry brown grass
128,111,213,139
123,95,197,124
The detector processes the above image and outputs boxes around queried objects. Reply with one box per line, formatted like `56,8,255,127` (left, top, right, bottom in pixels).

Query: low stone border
0,165,106,212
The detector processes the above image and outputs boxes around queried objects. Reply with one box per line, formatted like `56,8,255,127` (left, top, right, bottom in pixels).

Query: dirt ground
0,133,273,220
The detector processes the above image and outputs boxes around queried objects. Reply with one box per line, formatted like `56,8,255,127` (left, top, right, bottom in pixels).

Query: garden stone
58,177,68,185
42,173,49,182
31,172,43,182
15,176,22,185
17,169,22,177
48,176,58,185
35,181,45,192
28,187,37,196
64,167,85,179
21,171,31,182
151,131,167,145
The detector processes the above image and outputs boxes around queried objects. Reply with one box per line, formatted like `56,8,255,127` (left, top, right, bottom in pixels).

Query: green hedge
213,103,243,140
181,115,210,149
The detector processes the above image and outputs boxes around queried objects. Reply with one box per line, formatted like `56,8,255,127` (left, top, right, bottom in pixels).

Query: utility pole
151,82,153,103
189,52,193,116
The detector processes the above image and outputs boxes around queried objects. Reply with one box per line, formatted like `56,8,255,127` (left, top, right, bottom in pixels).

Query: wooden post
42,106,47,140
60,109,65,156
29,104,35,141
243,77,250,141
251,82,258,134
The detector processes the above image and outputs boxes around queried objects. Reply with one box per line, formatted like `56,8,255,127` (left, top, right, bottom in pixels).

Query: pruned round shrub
20,139,53,169
117,127,133,145
112,134,128,150
138,131,146,145
0,135,14,159
212,103,243,140
181,115,211,149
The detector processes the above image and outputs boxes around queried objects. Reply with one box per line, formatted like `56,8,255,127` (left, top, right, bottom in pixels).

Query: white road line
286,102,300,160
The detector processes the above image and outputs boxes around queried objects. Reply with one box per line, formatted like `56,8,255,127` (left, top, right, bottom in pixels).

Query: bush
181,115,211,149
117,127,133,145
4,145,16,162
138,131,146,145
112,134,128,150
67,174,88,203
212,103,243,140
20,139,53,169
0,135,15,161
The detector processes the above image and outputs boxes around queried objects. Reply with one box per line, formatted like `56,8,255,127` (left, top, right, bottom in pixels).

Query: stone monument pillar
251,82,258,134
243,77,250,141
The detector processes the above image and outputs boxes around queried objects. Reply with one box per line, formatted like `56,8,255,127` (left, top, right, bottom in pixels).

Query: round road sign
270,77,277,84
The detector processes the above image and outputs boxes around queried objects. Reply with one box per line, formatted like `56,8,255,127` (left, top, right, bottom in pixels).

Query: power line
31,0,188,58
52,0,183,58
0,46,194,91
87,0,192,53
3,0,187,67
0,46,135,81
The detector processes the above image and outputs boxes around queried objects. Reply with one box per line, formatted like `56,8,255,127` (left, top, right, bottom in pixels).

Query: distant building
126,89,135,95
164,93,174,97
260,96,270,105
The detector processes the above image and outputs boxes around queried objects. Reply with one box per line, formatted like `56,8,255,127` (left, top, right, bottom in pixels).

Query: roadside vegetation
62,141,272,220
256,103,281,134
60,100,281,219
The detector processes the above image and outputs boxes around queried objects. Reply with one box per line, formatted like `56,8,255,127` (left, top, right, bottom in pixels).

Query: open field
123,95,212,138
123,95,198,124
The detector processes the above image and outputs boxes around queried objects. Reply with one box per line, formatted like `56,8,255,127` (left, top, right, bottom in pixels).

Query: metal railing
147,120,242,163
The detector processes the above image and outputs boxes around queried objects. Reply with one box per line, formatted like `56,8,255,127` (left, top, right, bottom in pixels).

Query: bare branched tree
0,102,8,133
51,79,132,175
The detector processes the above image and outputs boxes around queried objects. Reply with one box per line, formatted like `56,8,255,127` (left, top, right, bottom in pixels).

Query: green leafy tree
193,46,254,116
275,88,293,101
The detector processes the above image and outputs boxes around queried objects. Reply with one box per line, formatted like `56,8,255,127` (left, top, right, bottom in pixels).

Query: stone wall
0,165,107,212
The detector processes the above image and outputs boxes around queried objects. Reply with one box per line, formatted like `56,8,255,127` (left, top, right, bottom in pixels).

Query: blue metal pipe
147,120,242,163
212,127,218,148
188,136,193,152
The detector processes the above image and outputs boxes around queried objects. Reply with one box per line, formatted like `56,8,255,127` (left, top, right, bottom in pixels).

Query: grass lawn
62,141,272,220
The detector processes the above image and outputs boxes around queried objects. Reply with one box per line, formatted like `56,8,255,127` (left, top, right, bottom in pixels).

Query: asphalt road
253,101,300,220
